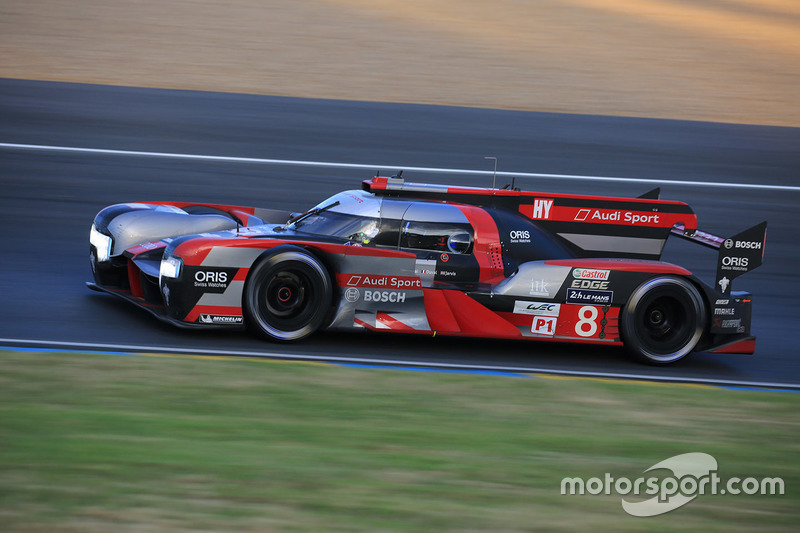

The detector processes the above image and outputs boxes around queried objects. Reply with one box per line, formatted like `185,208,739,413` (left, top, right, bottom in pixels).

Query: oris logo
721,257,749,268
195,271,228,283
510,230,530,240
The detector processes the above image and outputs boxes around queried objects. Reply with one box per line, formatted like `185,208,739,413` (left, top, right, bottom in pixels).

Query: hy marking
1,338,799,391
1,142,798,192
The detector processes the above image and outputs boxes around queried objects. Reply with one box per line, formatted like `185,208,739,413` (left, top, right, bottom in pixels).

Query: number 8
575,306,598,337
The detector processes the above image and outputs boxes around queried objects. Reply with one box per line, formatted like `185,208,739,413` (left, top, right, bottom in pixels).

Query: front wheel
621,276,707,364
244,247,333,341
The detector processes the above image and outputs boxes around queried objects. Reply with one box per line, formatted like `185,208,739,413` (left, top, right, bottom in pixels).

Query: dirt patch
1,0,798,126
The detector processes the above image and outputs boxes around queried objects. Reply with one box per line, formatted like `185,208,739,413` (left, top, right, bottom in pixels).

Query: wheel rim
638,295,694,355
244,249,333,342
264,271,308,318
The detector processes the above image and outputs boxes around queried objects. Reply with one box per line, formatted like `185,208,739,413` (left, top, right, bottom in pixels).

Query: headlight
90,225,113,262
159,255,183,280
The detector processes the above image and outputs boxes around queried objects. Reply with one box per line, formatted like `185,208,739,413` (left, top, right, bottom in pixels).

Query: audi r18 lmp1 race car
88,175,767,364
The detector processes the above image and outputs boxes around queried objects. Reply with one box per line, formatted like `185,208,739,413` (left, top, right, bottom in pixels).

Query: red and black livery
88,175,766,364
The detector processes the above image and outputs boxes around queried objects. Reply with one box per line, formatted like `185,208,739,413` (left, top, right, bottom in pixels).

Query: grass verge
0,349,797,532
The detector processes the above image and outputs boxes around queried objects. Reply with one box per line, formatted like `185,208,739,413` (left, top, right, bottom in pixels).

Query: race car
88,175,767,364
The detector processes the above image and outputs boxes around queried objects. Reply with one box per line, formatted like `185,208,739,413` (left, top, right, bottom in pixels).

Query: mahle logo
561,452,784,517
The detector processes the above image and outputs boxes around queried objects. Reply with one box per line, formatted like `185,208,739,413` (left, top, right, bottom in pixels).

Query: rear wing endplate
671,221,767,294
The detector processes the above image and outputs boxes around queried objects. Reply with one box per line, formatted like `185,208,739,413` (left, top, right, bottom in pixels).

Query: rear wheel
244,247,333,341
621,276,706,364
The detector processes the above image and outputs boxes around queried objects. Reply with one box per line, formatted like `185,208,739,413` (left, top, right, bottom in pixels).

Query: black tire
243,247,333,342
621,276,707,364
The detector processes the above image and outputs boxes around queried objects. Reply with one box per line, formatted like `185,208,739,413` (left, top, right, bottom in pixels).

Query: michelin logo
198,314,243,324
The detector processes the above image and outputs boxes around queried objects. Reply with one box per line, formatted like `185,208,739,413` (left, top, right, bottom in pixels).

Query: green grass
0,349,798,532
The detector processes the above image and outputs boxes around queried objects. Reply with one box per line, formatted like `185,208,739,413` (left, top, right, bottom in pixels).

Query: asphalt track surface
1,78,799,385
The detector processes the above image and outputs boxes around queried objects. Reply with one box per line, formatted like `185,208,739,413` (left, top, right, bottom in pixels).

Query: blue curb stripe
4,346,143,356
721,386,800,394
336,362,530,378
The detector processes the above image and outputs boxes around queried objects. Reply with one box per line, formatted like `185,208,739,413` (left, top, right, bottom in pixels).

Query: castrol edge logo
572,268,610,281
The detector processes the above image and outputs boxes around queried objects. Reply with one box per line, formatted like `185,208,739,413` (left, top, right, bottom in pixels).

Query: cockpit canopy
291,190,475,254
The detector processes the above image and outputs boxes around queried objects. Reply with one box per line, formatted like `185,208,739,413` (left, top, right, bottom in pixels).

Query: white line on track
1,338,798,390
2,142,799,192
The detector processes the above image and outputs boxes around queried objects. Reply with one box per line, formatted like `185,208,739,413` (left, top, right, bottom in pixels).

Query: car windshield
292,211,381,244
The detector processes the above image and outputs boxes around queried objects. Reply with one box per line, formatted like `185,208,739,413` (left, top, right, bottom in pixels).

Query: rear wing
671,221,767,294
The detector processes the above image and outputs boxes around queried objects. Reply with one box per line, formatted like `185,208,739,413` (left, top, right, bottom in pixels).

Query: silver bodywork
108,205,238,255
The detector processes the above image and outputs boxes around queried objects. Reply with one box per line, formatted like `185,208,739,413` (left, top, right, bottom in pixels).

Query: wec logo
513,301,561,316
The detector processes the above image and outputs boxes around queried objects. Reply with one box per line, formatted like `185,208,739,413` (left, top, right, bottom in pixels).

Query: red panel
229,209,253,226
423,289,461,332
336,273,424,290
555,304,620,341
709,338,756,354
127,260,143,298
546,258,691,276
454,204,504,283
375,313,416,332
126,241,167,256
183,305,243,323
441,291,521,338
143,201,256,216
495,310,622,345
522,204,694,230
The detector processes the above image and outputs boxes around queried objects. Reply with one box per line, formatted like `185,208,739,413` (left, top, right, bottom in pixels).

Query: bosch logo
364,291,406,303
344,287,360,302
735,241,762,249
724,239,734,249
194,271,228,283
510,230,530,240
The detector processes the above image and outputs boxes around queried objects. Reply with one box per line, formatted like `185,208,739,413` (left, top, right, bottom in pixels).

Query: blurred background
1,0,799,126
